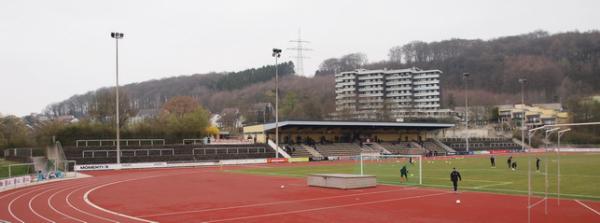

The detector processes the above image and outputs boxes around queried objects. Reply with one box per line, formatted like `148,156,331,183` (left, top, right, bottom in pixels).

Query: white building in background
334,67,452,120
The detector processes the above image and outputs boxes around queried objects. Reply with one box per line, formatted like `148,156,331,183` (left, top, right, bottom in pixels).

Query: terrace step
301,145,324,158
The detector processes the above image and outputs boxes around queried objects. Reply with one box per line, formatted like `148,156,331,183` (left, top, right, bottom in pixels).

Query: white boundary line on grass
201,191,451,223
575,200,600,216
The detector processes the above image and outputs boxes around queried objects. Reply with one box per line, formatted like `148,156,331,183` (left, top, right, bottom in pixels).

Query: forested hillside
318,30,600,106
44,62,296,118
45,30,600,122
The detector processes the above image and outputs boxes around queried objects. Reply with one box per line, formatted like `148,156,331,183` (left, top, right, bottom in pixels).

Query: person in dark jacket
507,156,513,168
490,155,496,168
400,165,408,182
450,167,462,192
536,157,541,172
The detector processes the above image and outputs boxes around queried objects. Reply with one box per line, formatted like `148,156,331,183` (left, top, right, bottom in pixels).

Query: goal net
358,154,422,185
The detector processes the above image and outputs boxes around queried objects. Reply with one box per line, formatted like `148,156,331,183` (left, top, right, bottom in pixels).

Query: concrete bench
307,174,376,189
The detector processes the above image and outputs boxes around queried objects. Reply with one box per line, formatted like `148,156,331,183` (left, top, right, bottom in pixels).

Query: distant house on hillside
498,103,568,128
249,102,273,124
215,108,245,134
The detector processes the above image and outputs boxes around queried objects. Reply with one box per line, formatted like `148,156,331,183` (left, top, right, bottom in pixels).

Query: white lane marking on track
1,178,90,222
473,181,513,189
139,187,418,218
575,200,600,216
528,198,547,208
28,187,57,223
83,172,200,223
8,185,55,223
48,183,89,223
66,184,120,223
408,183,600,200
202,191,451,223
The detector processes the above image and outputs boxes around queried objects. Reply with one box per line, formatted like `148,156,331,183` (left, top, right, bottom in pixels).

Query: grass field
232,153,600,201
0,159,36,179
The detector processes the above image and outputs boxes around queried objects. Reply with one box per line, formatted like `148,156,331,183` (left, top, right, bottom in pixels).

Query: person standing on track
536,157,541,172
490,155,496,168
507,156,513,168
450,167,462,192
400,165,409,182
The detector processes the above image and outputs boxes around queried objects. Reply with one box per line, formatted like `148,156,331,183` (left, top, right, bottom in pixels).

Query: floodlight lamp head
462,72,470,78
272,48,282,57
111,32,124,39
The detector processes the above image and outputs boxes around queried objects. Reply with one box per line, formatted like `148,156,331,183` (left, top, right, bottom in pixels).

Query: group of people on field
490,155,542,171
399,154,543,193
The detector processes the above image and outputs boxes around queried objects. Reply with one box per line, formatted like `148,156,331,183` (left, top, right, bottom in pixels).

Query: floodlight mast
111,32,124,165
518,78,527,151
463,73,470,152
272,48,282,158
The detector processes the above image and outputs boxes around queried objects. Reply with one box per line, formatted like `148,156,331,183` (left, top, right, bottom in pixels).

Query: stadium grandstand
59,121,523,164
62,139,274,164
243,120,455,159
439,137,521,152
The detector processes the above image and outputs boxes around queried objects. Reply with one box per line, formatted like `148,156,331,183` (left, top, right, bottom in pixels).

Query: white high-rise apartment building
335,67,448,120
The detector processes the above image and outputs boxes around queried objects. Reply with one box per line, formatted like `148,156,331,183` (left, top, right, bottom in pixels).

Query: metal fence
75,139,166,147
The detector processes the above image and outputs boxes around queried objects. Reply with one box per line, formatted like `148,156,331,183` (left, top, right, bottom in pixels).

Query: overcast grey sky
1,0,598,116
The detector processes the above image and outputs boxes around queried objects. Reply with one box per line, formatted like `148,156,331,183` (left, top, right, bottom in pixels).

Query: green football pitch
0,159,35,179
231,153,600,201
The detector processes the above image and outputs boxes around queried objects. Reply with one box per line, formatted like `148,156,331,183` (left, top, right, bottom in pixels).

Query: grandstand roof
257,121,454,131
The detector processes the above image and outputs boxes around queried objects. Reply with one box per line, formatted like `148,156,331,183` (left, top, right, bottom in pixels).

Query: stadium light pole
463,73,470,153
111,32,124,165
272,48,282,158
556,128,571,206
519,78,527,151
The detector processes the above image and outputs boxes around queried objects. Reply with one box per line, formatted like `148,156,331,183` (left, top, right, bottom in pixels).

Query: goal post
358,154,423,185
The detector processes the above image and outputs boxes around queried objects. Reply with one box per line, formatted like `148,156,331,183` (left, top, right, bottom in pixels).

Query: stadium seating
378,142,427,155
284,145,314,158
313,143,362,157
63,144,275,164
439,137,521,152
422,139,448,155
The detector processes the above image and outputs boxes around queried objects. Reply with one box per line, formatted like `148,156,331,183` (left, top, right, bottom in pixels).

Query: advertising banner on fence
0,175,32,190
490,150,510,154
267,158,288,163
167,162,219,167
75,164,119,171
473,151,490,155
556,148,600,152
120,162,167,169
220,158,267,165
75,162,167,171
288,157,309,163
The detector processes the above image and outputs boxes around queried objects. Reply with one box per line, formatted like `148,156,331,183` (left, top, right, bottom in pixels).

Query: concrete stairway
431,138,456,153
301,145,324,158
366,143,392,154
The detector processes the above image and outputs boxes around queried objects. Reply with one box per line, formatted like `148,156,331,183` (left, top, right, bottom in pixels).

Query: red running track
1,165,599,223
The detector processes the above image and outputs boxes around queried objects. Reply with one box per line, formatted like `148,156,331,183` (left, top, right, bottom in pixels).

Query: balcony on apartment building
413,91,439,97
